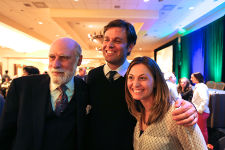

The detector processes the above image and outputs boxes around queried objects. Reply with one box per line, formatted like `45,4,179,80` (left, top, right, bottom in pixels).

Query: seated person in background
177,77,193,102
191,72,210,144
22,66,40,76
1,77,11,98
76,67,87,82
2,70,10,83
164,72,181,101
125,56,207,150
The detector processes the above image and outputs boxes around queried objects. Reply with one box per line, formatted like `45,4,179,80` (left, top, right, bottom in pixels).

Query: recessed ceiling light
114,5,120,8
189,6,195,10
24,3,32,7
144,0,149,2
74,0,79,2
56,35,60,37
139,48,142,50
88,25,93,28
32,2,48,8
38,21,43,25
161,5,176,11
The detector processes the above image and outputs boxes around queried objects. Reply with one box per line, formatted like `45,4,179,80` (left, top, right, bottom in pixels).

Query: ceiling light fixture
32,2,48,8
38,21,43,24
189,6,195,10
24,3,32,7
96,47,102,51
88,25,94,28
88,31,104,44
114,5,120,9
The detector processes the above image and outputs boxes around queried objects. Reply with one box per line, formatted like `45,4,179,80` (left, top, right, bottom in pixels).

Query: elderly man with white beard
0,37,89,150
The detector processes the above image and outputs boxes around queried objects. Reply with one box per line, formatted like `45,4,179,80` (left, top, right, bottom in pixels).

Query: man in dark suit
0,37,88,150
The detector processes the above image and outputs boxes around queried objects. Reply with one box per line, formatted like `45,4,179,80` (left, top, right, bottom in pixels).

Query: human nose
52,57,61,68
133,78,140,87
106,40,114,48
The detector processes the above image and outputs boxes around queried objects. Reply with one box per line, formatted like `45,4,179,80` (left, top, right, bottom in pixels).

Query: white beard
49,62,77,85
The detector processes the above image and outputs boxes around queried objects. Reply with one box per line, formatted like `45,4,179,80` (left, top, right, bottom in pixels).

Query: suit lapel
73,77,87,150
74,77,83,119
32,75,50,150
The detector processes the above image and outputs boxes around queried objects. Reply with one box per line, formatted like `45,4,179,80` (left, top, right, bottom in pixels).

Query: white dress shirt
50,77,74,110
192,83,210,114
104,59,130,80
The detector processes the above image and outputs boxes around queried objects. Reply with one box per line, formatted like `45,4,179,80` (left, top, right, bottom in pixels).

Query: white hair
164,72,175,81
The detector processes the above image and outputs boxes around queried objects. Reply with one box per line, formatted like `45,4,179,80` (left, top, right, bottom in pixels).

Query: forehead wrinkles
49,48,76,59
49,40,79,56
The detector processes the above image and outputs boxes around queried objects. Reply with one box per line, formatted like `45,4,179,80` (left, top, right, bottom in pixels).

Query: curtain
180,15,224,82
180,29,205,79
204,17,224,82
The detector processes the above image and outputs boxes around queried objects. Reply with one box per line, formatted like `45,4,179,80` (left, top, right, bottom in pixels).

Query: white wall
0,47,48,77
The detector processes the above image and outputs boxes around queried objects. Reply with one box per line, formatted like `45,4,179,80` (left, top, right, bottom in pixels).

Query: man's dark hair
23,66,40,75
103,19,137,55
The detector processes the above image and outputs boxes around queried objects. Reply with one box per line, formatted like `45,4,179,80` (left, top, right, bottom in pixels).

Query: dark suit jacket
0,74,88,150
76,75,88,83
87,66,136,150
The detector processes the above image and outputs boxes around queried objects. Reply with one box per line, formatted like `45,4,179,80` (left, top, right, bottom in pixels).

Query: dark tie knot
108,71,117,82
58,84,67,93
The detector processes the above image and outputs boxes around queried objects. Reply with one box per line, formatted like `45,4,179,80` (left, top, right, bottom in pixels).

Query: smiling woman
125,56,207,150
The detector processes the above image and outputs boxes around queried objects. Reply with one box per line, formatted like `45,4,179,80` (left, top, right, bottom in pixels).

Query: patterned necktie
108,71,117,82
55,84,68,116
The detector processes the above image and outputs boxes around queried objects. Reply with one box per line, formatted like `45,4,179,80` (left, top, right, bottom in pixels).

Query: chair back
215,82,225,90
217,136,225,150
206,81,216,89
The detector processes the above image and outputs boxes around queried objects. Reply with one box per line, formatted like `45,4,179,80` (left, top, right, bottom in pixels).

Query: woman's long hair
125,56,171,125
177,77,192,93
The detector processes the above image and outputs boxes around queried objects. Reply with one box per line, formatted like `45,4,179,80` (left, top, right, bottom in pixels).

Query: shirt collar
50,77,74,92
104,59,130,77
194,83,203,89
